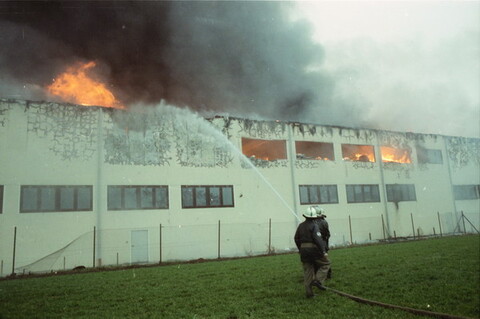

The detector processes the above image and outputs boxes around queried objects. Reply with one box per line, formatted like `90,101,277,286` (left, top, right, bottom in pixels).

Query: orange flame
381,146,411,163
47,61,124,109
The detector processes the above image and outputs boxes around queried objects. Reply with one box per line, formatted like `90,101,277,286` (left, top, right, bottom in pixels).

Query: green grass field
1,235,479,319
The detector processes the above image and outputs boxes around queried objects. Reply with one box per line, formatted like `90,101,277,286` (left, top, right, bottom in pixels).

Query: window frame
341,144,376,162
20,185,93,213
453,185,480,200
241,138,287,161
295,141,335,161
107,185,169,211
181,185,234,208
346,184,381,203
386,184,417,202
417,147,443,164
299,184,339,205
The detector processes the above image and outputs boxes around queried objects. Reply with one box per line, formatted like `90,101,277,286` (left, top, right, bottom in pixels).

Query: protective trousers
302,254,331,297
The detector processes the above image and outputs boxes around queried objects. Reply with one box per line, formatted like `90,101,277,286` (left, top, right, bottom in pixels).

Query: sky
294,1,480,138
0,1,479,138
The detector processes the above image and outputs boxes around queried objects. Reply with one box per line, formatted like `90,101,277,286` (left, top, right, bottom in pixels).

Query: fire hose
324,286,476,319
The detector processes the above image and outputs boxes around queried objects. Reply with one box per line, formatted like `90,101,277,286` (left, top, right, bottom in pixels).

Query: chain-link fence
2,211,478,277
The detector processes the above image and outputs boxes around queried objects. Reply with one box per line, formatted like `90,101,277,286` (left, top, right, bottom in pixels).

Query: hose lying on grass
325,286,475,319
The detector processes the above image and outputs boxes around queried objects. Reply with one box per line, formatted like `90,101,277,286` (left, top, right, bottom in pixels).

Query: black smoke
0,1,354,124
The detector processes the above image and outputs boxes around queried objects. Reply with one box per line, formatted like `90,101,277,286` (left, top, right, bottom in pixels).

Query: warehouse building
0,99,479,276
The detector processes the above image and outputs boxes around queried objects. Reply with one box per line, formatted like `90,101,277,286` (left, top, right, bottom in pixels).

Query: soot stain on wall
26,102,97,161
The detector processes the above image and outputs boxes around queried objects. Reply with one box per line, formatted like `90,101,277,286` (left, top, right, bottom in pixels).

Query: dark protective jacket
316,217,330,251
294,219,327,262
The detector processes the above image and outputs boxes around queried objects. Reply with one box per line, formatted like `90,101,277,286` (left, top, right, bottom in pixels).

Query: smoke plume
0,1,351,125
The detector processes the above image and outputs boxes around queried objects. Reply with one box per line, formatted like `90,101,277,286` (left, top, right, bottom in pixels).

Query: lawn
0,235,478,319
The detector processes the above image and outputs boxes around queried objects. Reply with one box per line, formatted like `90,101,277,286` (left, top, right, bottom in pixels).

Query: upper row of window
0,183,477,214
242,138,443,164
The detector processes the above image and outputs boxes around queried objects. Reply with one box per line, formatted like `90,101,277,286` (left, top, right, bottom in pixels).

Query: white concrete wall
0,99,478,276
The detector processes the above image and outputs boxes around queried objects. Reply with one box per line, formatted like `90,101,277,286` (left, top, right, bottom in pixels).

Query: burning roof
0,1,338,121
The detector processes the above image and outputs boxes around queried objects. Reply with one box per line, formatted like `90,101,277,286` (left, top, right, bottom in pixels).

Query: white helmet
315,206,326,218
302,206,318,219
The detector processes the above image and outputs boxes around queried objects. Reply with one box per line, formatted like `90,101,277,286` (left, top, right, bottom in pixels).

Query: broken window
181,185,234,208
453,185,480,200
381,146,412,163
386,184,416,202
342,144,376,162
242,138,287,161
295,141,334,160
346,184,381,203
299,185,338,204
417,147,443,164
20,185,93,212
108,185,168,210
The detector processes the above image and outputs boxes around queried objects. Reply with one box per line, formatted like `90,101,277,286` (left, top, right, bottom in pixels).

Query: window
346,184,380,203
182,185,234,208
342,144,375,162
295,141,334,161
299,185,338,204
242,138,287,161
108,186,168,210
417,147,443,164
0,185,3,214
20,185,93,213
386,184,416,202
453,185,480,200
381,146,412,163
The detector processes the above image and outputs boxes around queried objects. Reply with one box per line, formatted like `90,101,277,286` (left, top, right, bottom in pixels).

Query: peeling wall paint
104,106,234,168
25,102,97,161
447,137,480,169
0,99,11,128
238,118,287,139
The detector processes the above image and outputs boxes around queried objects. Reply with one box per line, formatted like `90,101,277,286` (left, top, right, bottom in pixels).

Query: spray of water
126,101,301,221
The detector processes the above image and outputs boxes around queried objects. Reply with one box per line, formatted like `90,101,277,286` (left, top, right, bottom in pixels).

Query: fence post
437,212,443,237
12,226,17,275
349,215,353,245
410,213,416,240
159,224,162,264
381,215,386,240
462,211,467,234
93,226,96,268
217,220,221,259
433,227,436,236
268,218,272,254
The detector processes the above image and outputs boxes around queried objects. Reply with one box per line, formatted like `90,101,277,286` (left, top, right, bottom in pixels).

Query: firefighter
314,206,332,279
294,206,331,298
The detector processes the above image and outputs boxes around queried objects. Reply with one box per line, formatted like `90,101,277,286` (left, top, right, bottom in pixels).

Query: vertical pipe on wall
11,226,16,275
95,108,104,266
443,137,459,222
375,132,391,238
287,124,300,225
